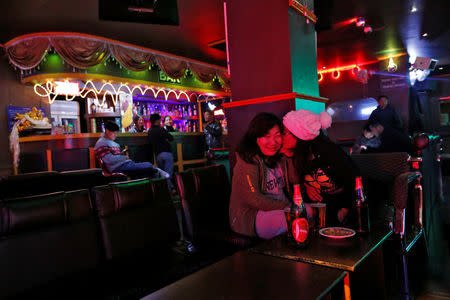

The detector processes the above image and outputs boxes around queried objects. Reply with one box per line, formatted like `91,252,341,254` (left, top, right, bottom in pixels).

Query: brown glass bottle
354,177,370,233
286,184,309,247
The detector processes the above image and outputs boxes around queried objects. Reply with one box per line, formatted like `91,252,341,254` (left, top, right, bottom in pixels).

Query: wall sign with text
159,71,181,84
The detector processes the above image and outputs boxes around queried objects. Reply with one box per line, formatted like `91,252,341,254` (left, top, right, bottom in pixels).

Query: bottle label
294,197,302,207
292,218,309,243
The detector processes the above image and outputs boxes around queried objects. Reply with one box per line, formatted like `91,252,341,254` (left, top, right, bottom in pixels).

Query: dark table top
141,251,347,300
250,226,392,272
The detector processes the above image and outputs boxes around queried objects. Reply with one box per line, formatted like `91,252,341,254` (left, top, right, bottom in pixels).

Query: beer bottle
287,184,309,246
354,177,370,233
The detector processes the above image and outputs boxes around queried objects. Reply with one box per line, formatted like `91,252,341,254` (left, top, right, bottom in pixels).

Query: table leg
344,272,351,300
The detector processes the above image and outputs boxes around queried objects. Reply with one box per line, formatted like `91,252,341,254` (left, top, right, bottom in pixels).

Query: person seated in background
163,115,177,132
229,113,291,239
366,121,413,154
128,115,147,133
281,109,359,226
351,123,381,154
95,121,168,179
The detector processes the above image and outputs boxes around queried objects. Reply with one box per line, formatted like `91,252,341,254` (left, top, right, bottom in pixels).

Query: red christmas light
332,70,340,80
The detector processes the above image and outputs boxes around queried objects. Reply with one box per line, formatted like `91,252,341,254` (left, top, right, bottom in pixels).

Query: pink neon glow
224,2,231,76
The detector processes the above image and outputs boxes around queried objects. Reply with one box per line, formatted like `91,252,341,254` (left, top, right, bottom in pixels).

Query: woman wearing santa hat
281,109,359,225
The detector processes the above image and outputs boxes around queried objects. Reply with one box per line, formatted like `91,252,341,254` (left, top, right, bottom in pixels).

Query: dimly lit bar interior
0,0,449,299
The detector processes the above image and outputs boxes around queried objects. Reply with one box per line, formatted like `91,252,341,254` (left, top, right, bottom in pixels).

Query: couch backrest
92,178,179,260
0,189,101,297
59,168,109,191
176,165,231,240
351,152,410,183
0,171,62,199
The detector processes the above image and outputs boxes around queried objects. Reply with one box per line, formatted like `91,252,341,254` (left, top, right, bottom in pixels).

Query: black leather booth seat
93,178,179,261
0,189,102,299
92,178,195,295
176,165,260,252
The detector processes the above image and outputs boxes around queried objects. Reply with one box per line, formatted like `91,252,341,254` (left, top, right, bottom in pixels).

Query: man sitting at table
94,121,168,179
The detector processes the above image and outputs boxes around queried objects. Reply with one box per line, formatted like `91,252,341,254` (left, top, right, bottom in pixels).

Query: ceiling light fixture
411,6,417,12
422,33,428,37
356,17,365,27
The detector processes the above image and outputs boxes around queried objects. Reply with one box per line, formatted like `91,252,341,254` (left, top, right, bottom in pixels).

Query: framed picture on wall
6,106,47,132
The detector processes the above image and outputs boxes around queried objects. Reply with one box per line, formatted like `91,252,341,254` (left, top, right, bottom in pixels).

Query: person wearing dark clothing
282,110,359,226
368,122,413,154
368,95,403,130
148,114,174,182
203,110,222,150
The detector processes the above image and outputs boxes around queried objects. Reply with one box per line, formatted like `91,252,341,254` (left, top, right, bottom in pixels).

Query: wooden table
141,251,347,300
250,226,392,299
250,226,392,272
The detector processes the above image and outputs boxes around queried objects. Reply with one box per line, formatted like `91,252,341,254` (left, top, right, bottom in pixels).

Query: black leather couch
176,164,260,251
0,175,230,299
0,189,103,299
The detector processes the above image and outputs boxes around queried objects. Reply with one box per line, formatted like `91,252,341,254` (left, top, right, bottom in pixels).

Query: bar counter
17,132,210,174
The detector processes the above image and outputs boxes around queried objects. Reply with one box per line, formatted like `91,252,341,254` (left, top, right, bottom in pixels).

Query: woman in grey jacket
229,113,293,239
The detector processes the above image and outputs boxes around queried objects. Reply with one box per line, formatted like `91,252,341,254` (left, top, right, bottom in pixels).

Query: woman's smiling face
257,125,283,156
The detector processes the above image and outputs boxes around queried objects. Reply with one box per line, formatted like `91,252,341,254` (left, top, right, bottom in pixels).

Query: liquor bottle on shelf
193,106,197,116
286,184,309,247
354,177,370,233
188,106,192,117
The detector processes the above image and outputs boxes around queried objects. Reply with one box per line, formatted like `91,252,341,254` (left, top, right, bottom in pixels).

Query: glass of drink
311,202,326,231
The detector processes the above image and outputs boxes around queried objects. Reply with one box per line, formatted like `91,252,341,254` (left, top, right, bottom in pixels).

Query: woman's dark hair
134,115,143,125
236,112,283,166
164,115,171,122
292,131,328,178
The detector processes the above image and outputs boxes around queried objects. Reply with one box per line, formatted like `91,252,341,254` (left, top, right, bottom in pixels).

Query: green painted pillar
288,0,324,113
225,0,327,168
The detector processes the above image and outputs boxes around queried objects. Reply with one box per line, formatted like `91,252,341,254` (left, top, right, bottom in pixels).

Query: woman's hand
304,184,322,202
337,208,349,223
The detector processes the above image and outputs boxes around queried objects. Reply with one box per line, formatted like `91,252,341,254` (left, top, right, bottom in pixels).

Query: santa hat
283,110,332,141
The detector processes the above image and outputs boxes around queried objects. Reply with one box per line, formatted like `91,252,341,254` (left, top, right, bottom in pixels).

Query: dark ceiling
316,0,450,68
1,0,448,69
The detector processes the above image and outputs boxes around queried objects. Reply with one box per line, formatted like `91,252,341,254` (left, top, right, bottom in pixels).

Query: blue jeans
115,161,159,179
156,152,174,189
156,152,174,176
